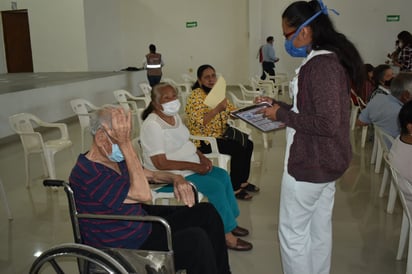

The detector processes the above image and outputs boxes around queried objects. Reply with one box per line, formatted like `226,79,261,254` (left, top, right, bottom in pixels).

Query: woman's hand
215,98,228,112
257,103,280,121
191,152,211,174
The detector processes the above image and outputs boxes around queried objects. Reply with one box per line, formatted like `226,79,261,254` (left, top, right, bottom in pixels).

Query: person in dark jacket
256,0,364,273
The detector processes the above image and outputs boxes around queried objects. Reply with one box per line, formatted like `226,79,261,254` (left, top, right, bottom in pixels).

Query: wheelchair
29,179,197,274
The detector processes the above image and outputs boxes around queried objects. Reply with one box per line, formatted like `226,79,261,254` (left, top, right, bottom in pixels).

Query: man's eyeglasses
283,29,297,40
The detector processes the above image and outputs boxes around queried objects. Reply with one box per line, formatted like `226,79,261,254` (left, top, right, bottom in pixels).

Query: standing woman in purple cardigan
256,0,364,273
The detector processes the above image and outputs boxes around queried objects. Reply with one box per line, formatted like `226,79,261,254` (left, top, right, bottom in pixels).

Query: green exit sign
386,15,400,22
186,21,198,28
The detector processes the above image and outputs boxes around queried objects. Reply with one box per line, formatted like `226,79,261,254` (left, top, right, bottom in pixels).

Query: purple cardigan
276,53,352,183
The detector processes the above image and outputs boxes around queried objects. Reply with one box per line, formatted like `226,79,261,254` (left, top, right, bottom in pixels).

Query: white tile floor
0,91,408,273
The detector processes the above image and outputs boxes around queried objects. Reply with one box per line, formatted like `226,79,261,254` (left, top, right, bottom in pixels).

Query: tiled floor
0,91,408,273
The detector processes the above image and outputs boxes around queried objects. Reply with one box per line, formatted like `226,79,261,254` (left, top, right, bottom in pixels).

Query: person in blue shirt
260,36,279,81
357,72,412,140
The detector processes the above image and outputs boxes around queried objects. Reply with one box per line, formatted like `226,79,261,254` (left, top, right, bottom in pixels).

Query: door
1,9,33,72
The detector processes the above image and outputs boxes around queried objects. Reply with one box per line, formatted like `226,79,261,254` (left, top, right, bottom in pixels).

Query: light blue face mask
104,132,124,162
284,0,339,58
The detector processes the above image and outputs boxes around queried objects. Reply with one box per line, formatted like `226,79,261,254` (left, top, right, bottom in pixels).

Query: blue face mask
284,0,338,58
108,143,124,162
104,132,124,162
284,37,309,58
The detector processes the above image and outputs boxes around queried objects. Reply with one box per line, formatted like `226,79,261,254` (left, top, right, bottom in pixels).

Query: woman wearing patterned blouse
185,64,257,200
394,31,412,72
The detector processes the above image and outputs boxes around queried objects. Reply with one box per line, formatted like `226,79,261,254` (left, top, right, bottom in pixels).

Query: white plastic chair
181,73,196,84
70,98,102,152
264,71,289,93
0,177,12,220
356,96,369,148
189,135,231,171
372,126,394,174
138,83,153,103
389,167,412,274
162,78,192,106
374,127,396,213
251,75,279,100
350,90,360,131
238,84,263,101
227,91,253,108
228,91,268,149
8,113,74,187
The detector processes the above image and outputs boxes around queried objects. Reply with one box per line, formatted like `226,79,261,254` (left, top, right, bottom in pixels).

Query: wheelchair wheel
29,243,129,274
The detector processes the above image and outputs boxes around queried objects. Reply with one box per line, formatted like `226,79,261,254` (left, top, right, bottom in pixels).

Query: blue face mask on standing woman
284,0,339,58
284,35,310,58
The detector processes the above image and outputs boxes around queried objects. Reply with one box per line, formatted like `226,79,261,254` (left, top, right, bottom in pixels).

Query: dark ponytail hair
191,64,216,90
398,31,412,47
282,0,364,92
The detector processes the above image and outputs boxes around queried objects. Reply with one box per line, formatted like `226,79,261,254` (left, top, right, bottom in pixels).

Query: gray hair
151,82,178,103
89,106,116,136
390,72,412,98
141,83,178,121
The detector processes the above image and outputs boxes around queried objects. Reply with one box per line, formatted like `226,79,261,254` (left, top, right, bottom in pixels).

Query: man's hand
173,175,195,207
104,107,131,145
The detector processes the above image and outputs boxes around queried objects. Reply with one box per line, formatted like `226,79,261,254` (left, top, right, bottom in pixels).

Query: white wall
0,0,88,72
83,0,125,72
119,0,250,84
0,0,411,84
255,0,412,78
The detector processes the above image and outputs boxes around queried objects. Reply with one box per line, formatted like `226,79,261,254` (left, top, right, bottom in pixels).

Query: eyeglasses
283,29,297,39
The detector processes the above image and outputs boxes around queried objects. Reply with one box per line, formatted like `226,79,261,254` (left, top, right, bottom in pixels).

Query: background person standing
260,36,279,80
143,44,164,87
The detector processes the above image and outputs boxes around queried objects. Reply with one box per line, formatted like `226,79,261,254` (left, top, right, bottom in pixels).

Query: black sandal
242,183,260,193
235,189,253,200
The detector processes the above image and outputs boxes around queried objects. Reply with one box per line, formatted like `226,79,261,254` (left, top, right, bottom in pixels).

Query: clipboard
231,102,286,132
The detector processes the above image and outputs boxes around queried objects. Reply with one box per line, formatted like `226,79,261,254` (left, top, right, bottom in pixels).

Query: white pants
278,172,336,274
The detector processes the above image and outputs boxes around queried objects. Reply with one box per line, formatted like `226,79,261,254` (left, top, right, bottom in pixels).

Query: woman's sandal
241,183,260,193
235,189,253,200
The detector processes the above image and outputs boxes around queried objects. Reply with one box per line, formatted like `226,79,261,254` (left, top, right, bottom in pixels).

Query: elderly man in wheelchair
64,106,231,274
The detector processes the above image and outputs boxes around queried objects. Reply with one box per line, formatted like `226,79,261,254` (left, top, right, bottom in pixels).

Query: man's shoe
227,238,253,251
232,226,249,237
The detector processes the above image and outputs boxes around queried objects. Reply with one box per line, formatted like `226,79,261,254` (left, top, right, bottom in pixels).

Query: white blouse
389,136,412,183
140,113,199,177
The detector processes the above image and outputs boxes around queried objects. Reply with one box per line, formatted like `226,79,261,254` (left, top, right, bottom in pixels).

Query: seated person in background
140,83,253,251
393,31,412,72
368,64,394,101
359,63,375,103
185,64,257,201
389,100,412,183
356,72,412,139
69,106,231,274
